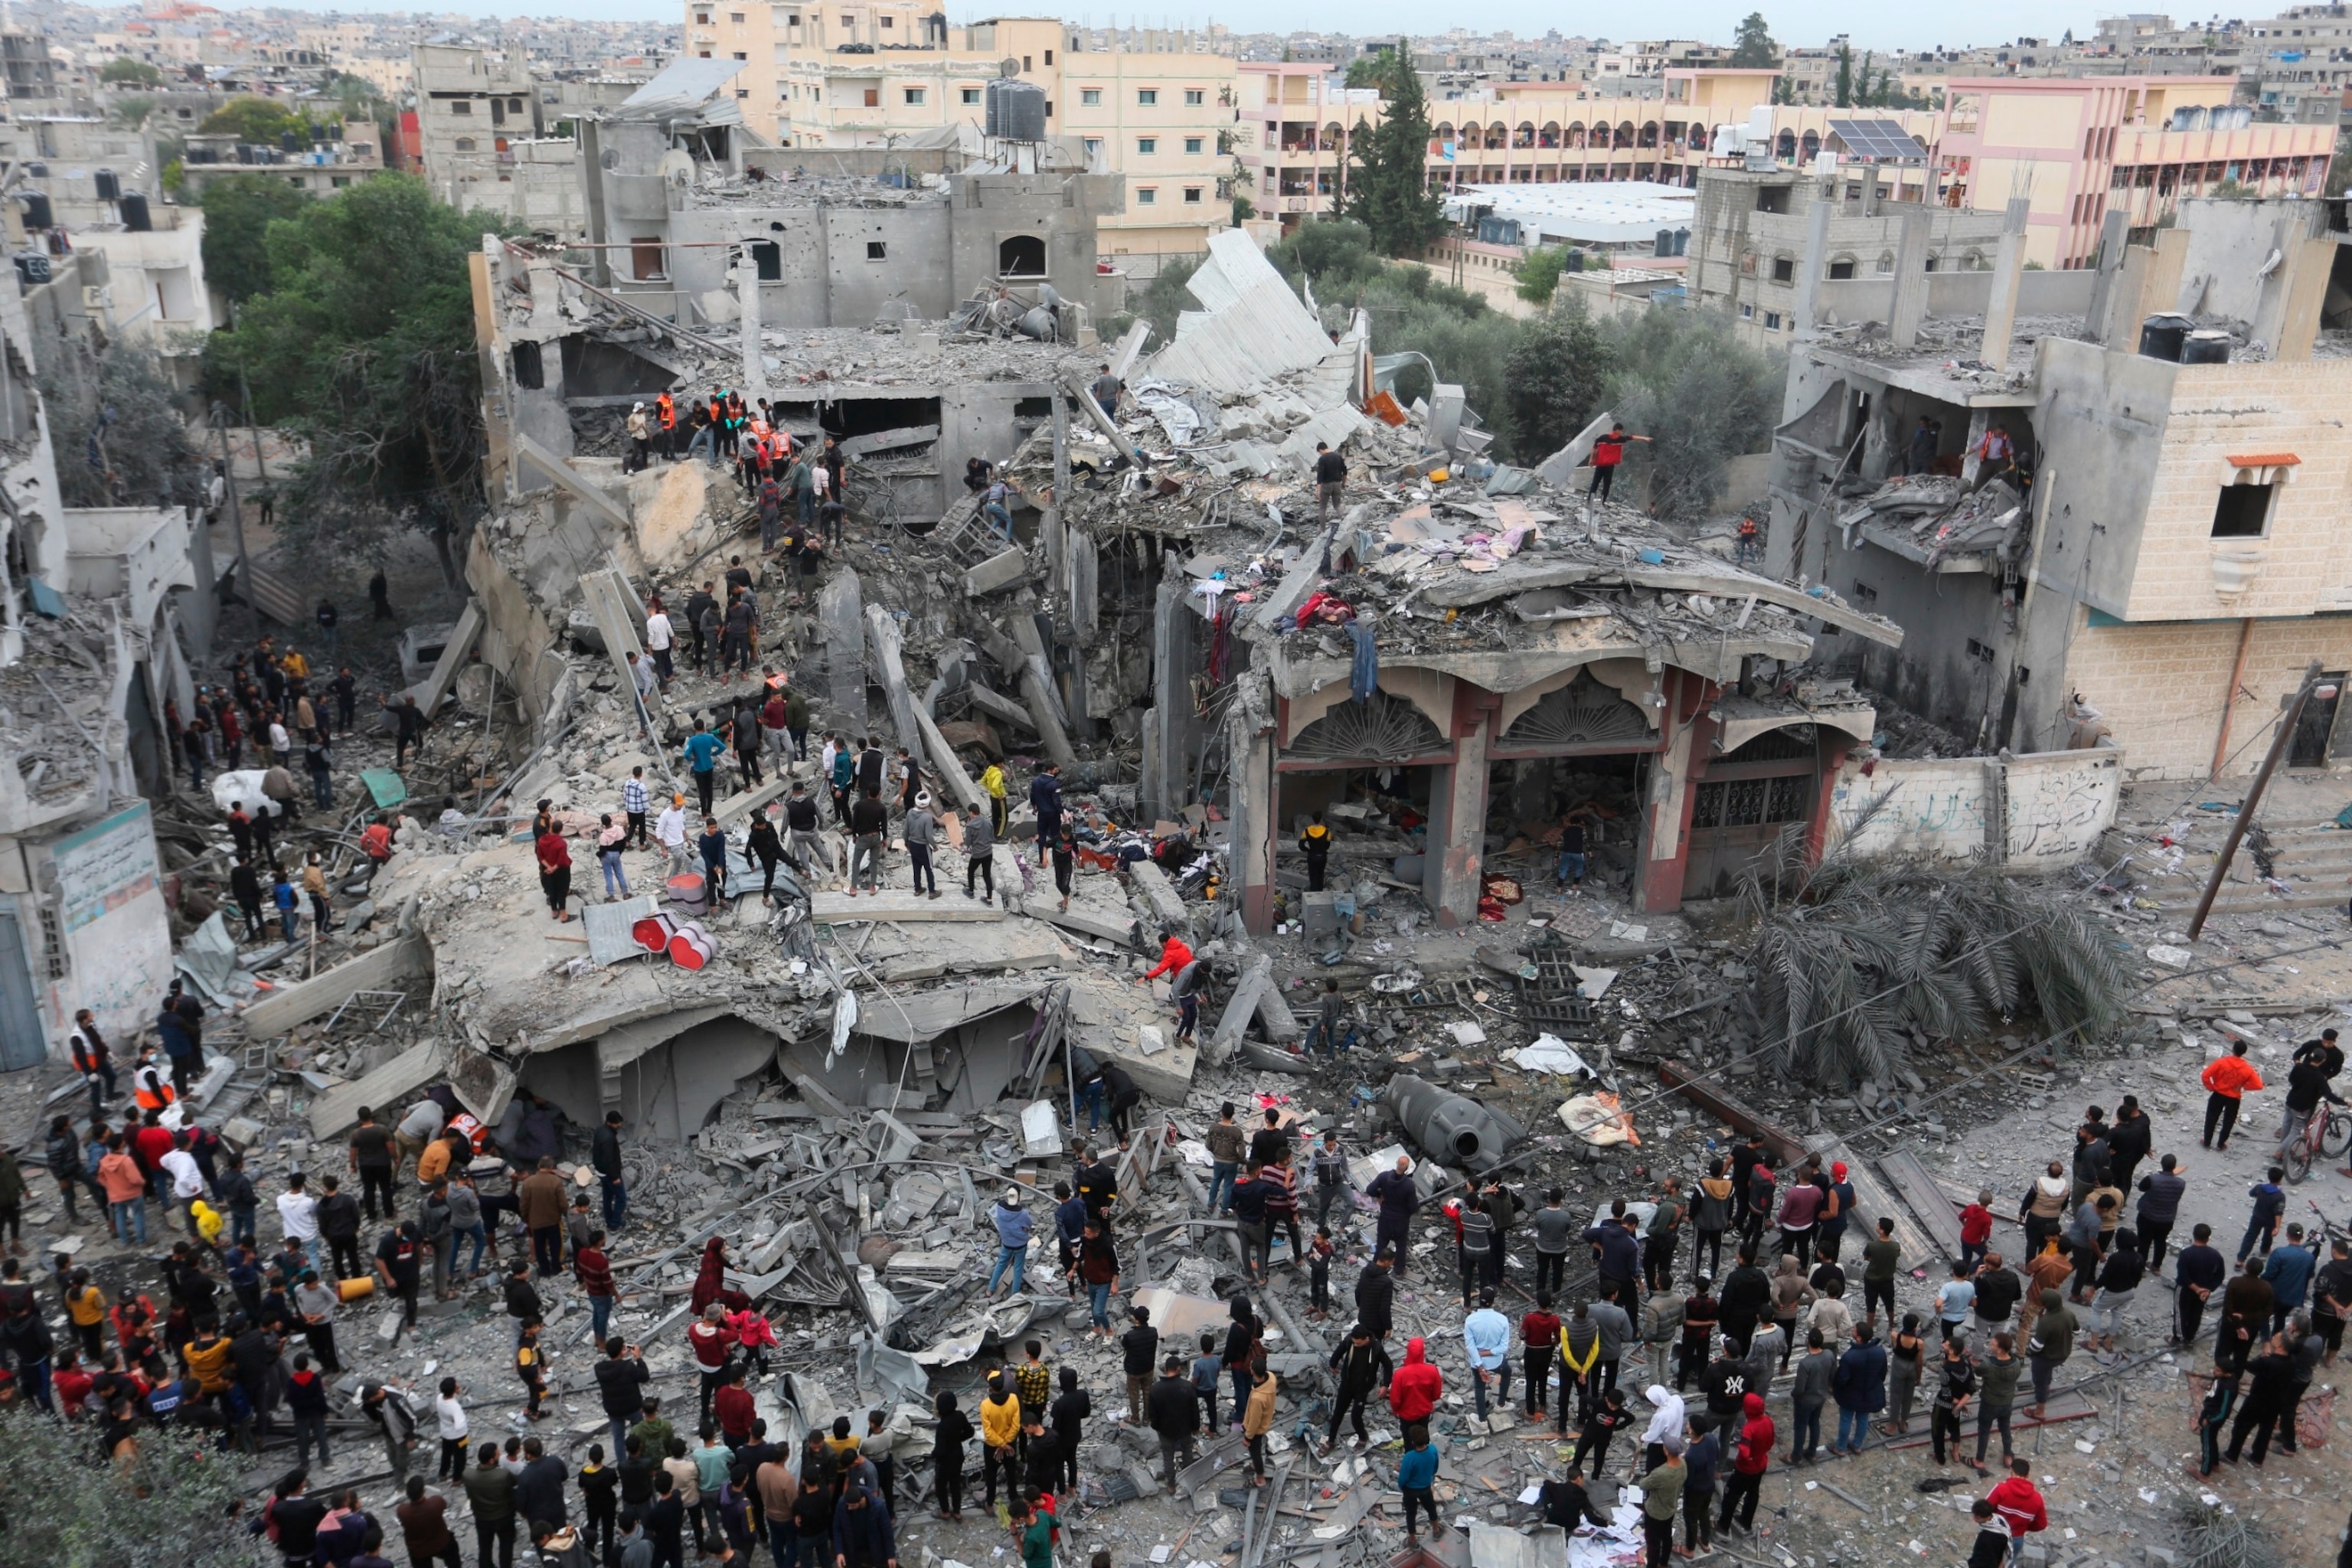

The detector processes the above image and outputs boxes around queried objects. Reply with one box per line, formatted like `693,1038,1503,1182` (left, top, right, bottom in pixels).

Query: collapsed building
1769,185,2352,786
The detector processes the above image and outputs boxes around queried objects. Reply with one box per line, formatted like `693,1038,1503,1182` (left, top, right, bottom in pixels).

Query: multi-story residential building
1234,61,1376,230
1769,195,2352,783
684,4,1233,263
412,42,580,224
2243,2,2352,121
175,119,387,200
1935,76,2332,269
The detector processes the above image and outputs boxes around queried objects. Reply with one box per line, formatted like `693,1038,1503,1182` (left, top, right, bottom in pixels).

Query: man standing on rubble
988,1188,1033,1298
684,722,725,818
848,789,888,895
658,793,691,878
1029,763,1063,867
1314,442,1346,524
1367,1156,1420,1280
904,792,940,900
1586,423,1650,507
518,1157,570,1279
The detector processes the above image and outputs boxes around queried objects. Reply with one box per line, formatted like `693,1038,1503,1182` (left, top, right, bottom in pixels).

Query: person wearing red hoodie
1715,1391,1774,1534
1387,1337,1442,1426
1985,1457,2047,1554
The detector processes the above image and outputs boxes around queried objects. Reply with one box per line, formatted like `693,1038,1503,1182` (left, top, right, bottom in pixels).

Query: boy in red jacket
1959,1191,1994,1273
1986,1457,2048,1547
1387,1337,1443,1425
1716,1391,1774,1534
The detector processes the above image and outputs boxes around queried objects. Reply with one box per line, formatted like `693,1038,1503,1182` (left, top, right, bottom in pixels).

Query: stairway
2135,812,2352,918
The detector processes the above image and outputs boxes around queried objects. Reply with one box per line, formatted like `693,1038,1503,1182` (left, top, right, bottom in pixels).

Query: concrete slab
963,547,1029,596
243,935,433,1039
1129,861,1190,933
1013,897,1136,946
863,920,1075,982
810,890,1008,924
310,1038,443,1140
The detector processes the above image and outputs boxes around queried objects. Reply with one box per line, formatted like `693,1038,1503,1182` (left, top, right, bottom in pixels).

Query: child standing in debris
1308,1227,1335,1316
434,1377,469,1479
515,1320,550,1421
1397,1423,1443,1542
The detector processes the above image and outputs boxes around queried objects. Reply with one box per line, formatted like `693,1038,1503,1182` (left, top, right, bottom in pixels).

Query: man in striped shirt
621,768,651,849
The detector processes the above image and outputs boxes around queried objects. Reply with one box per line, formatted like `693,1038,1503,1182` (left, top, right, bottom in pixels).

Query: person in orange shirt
2202,1040,2265,1152
655,390,676,459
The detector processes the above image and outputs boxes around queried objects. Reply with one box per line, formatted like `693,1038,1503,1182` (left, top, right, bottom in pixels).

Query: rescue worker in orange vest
655,390,677,459
132,1045,177,1112
1735,514,1760,566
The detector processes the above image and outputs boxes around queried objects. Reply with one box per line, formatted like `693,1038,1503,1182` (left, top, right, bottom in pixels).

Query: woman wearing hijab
1221,1298,1260,1433
932,1390,975,1519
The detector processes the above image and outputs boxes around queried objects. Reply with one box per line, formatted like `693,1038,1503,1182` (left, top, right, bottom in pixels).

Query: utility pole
2187,659,2329,940
211,403,247,607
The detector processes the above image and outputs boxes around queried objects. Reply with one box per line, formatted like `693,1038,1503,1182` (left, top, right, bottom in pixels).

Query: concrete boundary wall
1828,745,2122,867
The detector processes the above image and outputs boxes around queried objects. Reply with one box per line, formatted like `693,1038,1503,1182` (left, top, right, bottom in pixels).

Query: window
1764,311,1782,329
863,87,878,106
1138,88,1158,105
999,234,1046,276
1080,87,1101,105
1184,136,1202,153
1083,136,1102,156
1827,259,1856,279
1136,186,1157,204
1771,256,1793,283
733,51,747,60
1137,136,1157,153
450,99,472,114
2213,482,2275,537
867,240,887,260
510,97,524,114
880,13,893,24
962,87,982,103
1183,185,1203,202
903,87,925,104
730,11,744,21
1185,88,1204,105
737,87,750,97
331,175,350,187
1044,48,1054,64
1740,303,1755,318
1022,54,1031,69
631,237,666,279
454,136,475,151
695,10,712,21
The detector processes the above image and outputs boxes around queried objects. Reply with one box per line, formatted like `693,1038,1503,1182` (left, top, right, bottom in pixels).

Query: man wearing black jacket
2105,1097,2154,1192
317,1176,364,1282
2224,1331,2299,1465
1120,1306,1160,1424
1050,1367,1090,1490
1700,1350,1751,1426
2175,1223,2226,1345
516,1436,567,1530
597,1338,652,1458
1717,1243,1773,1357
1325,1325,1393,1448
1145,1356,1202,1490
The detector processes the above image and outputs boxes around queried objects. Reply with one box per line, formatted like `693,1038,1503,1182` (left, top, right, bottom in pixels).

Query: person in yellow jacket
185,1321,234,1393
1298,812,1333,892
64,1269,107,1361
979,1370,1023,1513
1243,1364,1279,1486
980,763,1009,838
190,1196,226,1246
1557,1299,1601,1436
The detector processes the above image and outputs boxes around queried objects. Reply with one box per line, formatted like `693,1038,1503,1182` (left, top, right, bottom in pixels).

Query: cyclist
2280,1049,2348,1165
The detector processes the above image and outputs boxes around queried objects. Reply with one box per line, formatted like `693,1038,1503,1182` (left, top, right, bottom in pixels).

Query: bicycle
2307,1198,2352,1253
2282,1099,2351,1182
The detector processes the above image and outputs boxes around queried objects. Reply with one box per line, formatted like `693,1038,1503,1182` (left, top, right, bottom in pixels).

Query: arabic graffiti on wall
42,802,172,1048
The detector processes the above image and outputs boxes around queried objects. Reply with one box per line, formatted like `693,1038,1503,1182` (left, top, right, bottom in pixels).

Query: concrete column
1421,688,1495,929
737,251,769,404
1957,408,1991,487
1144,554,1195,821
817,567,867,725
1635,681,1707,915
1978,196,2033,368
1230,715,1276,935
1886,204,1932,350
2082,207,2132,343
1788,192,1832,342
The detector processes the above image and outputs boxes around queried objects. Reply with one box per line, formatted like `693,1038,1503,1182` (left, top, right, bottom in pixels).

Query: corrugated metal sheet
616,57,748,119
1182,227,1280,314
1148,228,1333,395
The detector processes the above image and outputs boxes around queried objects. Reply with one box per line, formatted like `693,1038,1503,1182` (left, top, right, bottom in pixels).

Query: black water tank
14,252,51,285
2138,312,2194,361
279,130,299,152
120,193,152,232
21,191,51,230
2182,328,2232,364
93,168,119,201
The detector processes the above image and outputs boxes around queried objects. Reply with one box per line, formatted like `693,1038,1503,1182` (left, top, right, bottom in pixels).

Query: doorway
2289,670,2345,768
1681,727,1822,900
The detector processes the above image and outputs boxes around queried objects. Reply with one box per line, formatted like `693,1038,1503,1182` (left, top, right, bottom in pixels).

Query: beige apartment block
683,3,1233,257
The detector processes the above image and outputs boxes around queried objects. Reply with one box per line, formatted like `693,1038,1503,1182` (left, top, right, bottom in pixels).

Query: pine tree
1834,44,1853,108
1730,13,1780,70
1340,38,1446,257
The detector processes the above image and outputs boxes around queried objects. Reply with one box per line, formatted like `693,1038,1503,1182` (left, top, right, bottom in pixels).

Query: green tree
1730,13,1780,69
1596,305,1782,518
41,342,206,509
197,172,312,303
100,56,163,86
0,1407,256,1565
109,93,155,128
1502,307,1615,458
1834,44,1854,108
1232,194,1256,226
1338,39,1446,257
1511,245,1570,305
205,174,514,585
198,94,310,145
1344,46,1394,90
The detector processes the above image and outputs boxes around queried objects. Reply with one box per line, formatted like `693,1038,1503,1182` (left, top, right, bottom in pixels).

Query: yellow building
684,2,1235,260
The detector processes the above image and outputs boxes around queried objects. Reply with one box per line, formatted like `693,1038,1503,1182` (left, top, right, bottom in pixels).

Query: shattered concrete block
963,547,1029,597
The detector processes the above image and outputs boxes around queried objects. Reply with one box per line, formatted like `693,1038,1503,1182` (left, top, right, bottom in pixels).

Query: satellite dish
658,149,694,186
999,57,1021,77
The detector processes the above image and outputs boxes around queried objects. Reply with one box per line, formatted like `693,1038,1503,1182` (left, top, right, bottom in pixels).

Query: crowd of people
7,988,2349,1568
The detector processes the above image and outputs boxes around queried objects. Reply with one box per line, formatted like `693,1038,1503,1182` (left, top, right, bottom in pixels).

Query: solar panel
1827,117,1926,162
